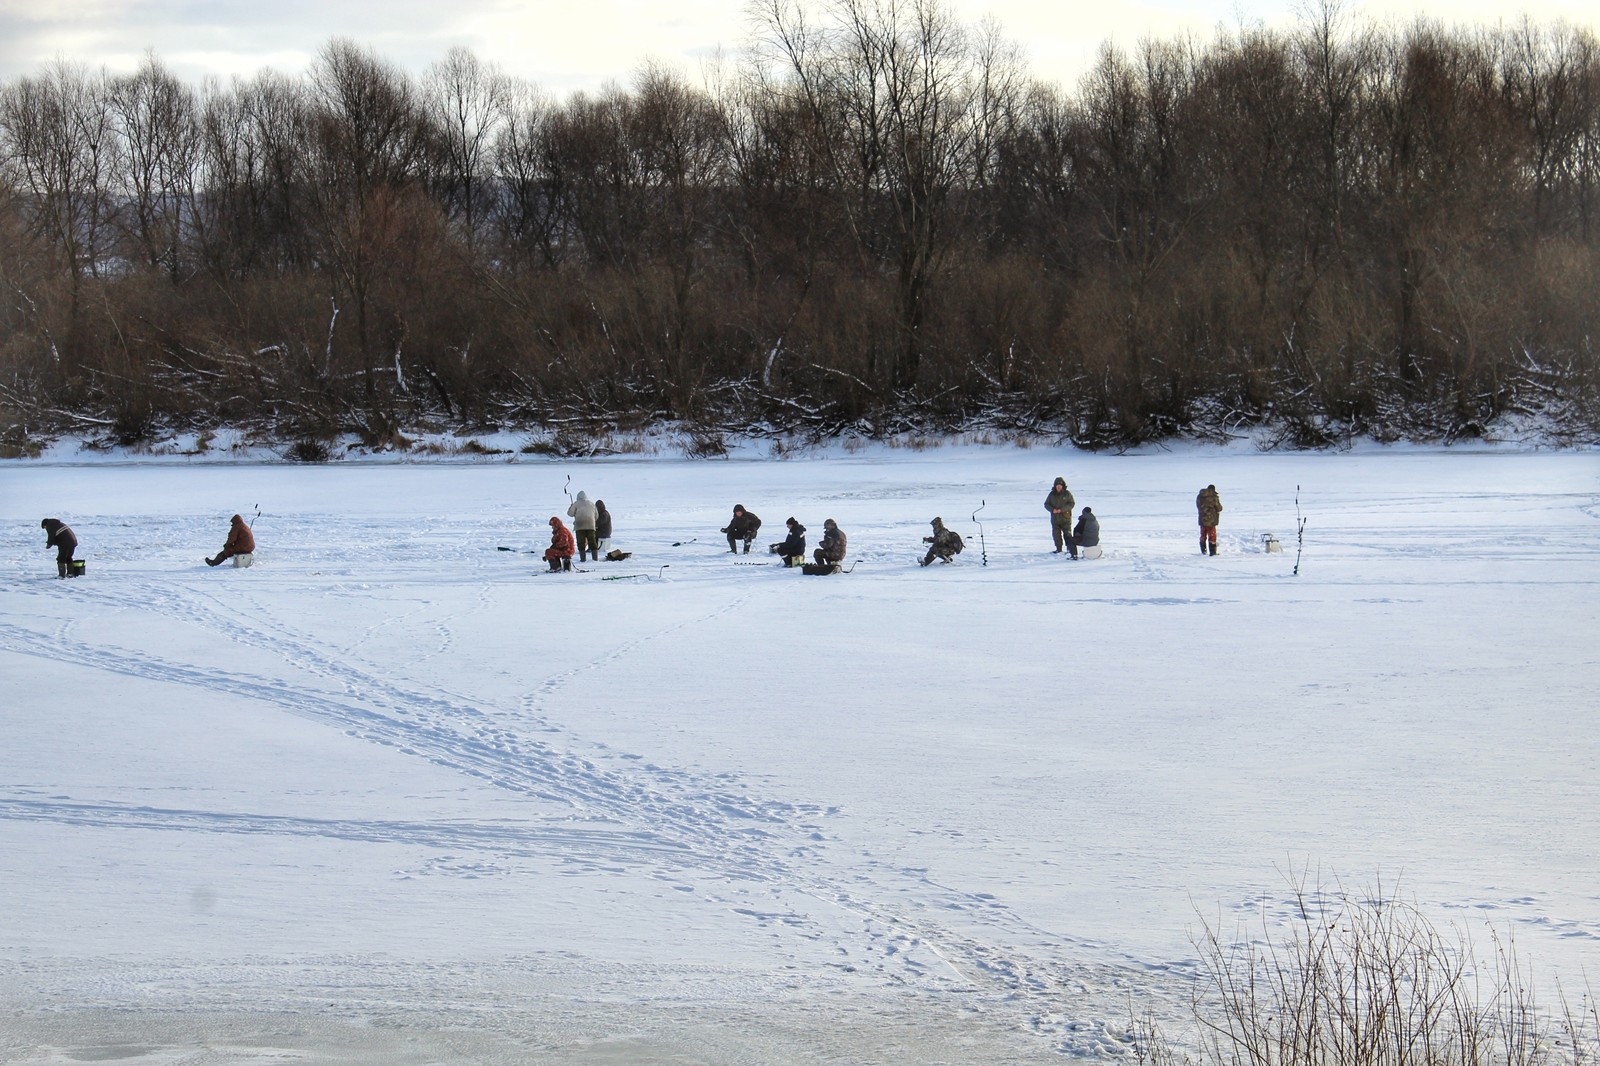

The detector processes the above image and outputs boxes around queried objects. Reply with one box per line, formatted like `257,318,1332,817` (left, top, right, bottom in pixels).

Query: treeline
2,0,1599,453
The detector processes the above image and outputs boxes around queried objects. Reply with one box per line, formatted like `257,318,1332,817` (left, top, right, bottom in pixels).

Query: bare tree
749,0,1021,392
304,38,432,401
109,52,200,282
423,46,509,258
1496,20,1600,239
0,61,118,304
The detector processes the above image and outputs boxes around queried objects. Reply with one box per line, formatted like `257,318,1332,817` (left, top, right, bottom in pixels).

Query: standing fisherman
1045,477,1076,557
41,518,79,578
594,500,614,556
1196,484,1223,556
568,490,599,562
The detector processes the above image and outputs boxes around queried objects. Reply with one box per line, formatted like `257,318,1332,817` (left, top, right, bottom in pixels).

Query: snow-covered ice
2,441,1596,1064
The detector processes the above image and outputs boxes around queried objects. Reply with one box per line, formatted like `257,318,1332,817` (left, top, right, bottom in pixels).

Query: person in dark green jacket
1045,477,1076,556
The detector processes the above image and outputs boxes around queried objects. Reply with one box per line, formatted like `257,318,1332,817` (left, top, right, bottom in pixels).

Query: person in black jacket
1072,507,1100,553
768,517,807,566
722,504,761,553
41,518,78,578
594,500,614,556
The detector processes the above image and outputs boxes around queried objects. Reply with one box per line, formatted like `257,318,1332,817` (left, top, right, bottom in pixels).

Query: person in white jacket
567,490,599,562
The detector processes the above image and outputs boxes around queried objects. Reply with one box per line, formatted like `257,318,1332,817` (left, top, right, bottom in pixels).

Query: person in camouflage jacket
813,519,847,567
1196,484,1222,555
920,517,964,566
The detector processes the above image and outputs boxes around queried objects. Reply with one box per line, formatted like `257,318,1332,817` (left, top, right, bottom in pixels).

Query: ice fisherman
813,519,847,569
1196,485,1223,556
544,516,576,572
769,517,807,567
567,490,599,562
206,514,255,568
1045,477,1076,556
594,500,613,556
41,518,79,578
920,517,964,566
1072,507,1100,554
722,505,761,554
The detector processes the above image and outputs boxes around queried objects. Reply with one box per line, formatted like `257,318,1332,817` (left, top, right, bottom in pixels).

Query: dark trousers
576,529,598,559
1051,517,1076,556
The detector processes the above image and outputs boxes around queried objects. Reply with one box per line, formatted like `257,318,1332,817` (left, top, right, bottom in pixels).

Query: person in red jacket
544,516,576,572
206,514,256,567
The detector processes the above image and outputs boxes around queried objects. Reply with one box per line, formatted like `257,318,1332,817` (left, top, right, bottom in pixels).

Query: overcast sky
3,0,1599,95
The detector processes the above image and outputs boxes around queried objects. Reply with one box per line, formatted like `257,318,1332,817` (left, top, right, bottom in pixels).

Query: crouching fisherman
722,504,761,554
769,517,807,566
206,514,255,568
544,516,576,572
920,517,964,566
41,518,79,577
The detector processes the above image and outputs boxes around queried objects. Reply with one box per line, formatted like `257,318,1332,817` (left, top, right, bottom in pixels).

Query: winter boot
562,557,573,571
1210,542,1218,556
57,560,68,578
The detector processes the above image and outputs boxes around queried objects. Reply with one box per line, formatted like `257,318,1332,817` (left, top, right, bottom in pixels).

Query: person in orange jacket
206,514,256,567
544,516,576,572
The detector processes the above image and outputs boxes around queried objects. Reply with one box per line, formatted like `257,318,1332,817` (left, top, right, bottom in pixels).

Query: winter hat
734,505,746,514
549,516,561,527
931,517,943,526
823,518,837,529
786,517,797,526
1082,507,1092,514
